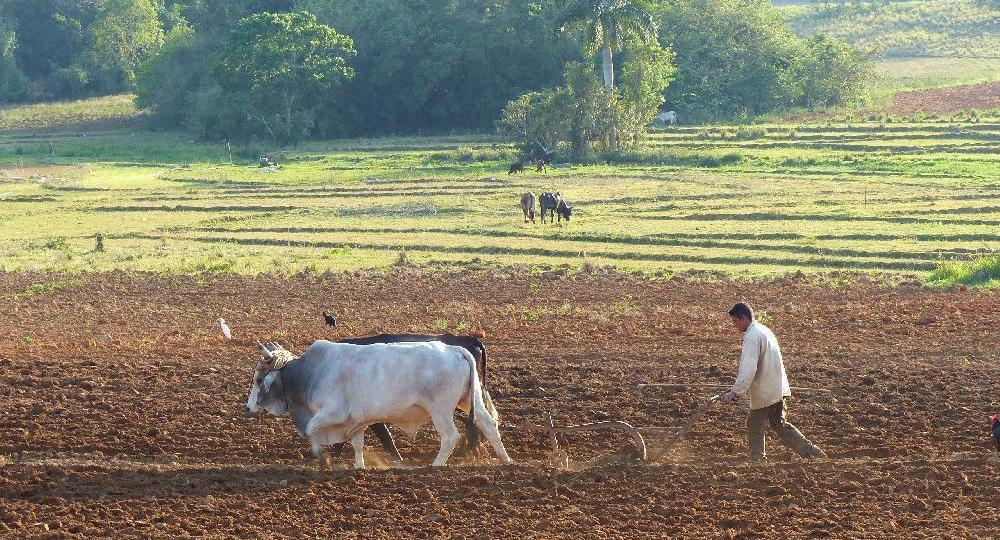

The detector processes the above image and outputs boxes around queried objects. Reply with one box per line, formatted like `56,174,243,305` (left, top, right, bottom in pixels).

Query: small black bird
991,414,1000,451
323,311,337,327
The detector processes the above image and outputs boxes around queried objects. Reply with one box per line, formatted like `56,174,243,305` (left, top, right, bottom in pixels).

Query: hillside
775,0,1000,58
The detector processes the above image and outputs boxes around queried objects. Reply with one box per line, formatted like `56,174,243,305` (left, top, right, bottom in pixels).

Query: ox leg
305,410,347,467
350,432,366,470
473,407,513,465
430,412,461,467
311,439,333,467
369,423,403,462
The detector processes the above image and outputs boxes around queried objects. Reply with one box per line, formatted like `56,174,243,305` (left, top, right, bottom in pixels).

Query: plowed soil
1,270,998,539
887,82,1000,116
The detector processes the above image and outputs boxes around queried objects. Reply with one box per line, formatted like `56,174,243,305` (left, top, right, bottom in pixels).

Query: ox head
245,342,295,416
559,202,572,221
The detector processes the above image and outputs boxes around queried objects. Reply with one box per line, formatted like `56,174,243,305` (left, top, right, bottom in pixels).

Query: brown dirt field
886,82,1000,116
1,270,998,539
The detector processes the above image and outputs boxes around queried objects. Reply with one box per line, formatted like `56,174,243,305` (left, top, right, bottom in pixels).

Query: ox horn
258,342,275,359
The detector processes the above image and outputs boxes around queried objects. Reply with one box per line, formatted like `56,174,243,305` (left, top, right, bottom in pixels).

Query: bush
499,61,614,159
499,45,673,159
796,34,873,108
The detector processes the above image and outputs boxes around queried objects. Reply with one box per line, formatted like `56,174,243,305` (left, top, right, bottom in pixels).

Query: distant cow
246,341,511,469
521,192,537,223
337,333,492,458
653,111,677,125
540,191,572,223
535,158,548,172
508,160,525,174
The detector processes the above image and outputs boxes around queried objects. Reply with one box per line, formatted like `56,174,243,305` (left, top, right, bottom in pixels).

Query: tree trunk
600,44,614,88
601,43,617,149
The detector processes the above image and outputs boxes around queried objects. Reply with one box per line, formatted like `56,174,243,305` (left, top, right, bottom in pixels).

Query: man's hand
720,391,736,404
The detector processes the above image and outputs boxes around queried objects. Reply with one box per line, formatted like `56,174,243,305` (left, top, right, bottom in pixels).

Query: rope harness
258,342,297,411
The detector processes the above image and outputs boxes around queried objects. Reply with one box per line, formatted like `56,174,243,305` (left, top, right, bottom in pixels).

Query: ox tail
459,348,486,453
475,338,500,422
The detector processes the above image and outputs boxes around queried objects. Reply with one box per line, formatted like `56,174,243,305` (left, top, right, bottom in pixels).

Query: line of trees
0,0,873,144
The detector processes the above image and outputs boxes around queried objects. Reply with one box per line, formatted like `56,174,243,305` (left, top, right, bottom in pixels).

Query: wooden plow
520,396,724,464
521,411,649,464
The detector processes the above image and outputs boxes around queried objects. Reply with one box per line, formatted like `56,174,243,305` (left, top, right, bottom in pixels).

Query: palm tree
554,0,658,147
554,0,658,90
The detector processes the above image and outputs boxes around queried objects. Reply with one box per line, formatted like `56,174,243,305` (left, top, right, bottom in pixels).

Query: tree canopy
216,11,355,142
2,0,872,137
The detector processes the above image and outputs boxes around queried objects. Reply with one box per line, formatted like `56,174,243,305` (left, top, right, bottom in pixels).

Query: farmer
720,302,827,463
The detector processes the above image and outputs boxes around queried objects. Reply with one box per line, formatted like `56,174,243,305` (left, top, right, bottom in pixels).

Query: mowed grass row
1,115,997,277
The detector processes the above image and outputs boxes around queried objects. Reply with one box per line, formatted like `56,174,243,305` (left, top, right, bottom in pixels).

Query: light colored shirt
730,321,791,410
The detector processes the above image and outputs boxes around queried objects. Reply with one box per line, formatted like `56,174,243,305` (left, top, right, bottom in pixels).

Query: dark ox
540,191,572,223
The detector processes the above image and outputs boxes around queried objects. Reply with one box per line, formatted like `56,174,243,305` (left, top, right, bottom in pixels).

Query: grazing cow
521,192,537,223
508,160,525,175
540,191,572,223
246,341,512,469
653,111,678,125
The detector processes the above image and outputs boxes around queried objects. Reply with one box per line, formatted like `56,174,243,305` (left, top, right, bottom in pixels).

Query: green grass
776,0,1000,58
0,94,142,132
0,96,998,285
928,254,1000,288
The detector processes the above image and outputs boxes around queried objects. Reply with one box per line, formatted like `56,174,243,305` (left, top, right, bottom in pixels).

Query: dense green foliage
89,0,164,88
777,0,999,58
0,0,296,104
656,0,873,122
2,0,873,137
213,12,355,143
297,0,583,136
0,21,30,103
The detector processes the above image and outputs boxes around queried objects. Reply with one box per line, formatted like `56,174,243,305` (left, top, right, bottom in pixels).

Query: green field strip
651,130,1000,143
650,141,997,155
188,224,988,262
640,210,1000,226
120,230,939,272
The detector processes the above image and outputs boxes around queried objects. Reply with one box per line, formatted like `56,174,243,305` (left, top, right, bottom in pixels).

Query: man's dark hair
728,302,754,320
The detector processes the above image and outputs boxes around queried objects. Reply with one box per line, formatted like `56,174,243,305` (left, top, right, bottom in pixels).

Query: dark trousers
747,399,822,462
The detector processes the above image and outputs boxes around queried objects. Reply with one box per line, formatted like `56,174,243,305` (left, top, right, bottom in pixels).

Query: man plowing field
720,302,827,463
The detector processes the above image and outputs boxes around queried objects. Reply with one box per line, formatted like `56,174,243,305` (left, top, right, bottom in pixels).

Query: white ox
653,111,677,125
245,340,512,469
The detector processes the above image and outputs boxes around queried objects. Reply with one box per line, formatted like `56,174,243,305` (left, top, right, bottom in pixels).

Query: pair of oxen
245,333,512,469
